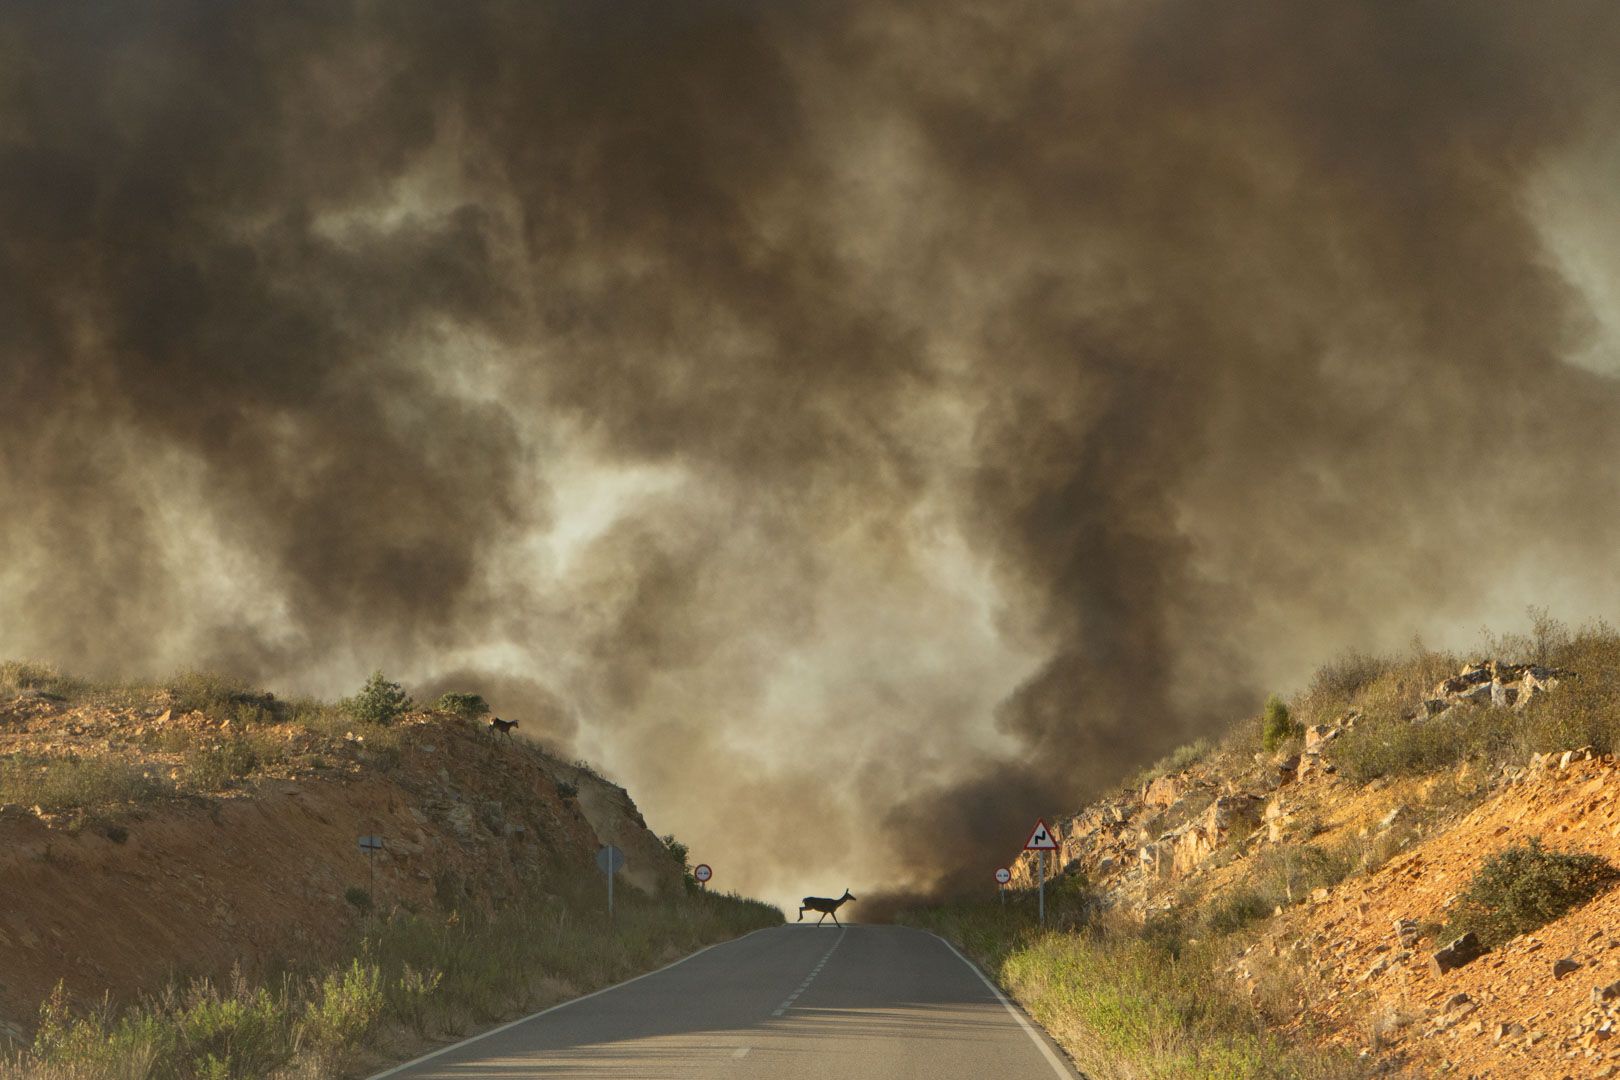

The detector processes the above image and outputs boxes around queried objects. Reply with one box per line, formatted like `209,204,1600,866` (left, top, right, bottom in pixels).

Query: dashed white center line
771,927,845,1018
732,1047,751,1059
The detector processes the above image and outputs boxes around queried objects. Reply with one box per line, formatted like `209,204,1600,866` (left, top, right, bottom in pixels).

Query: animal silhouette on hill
489,717,518,739
798,888,855,926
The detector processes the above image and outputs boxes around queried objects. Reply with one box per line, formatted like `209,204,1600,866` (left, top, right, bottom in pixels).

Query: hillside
0,665,780,1077
907,619,1620,1079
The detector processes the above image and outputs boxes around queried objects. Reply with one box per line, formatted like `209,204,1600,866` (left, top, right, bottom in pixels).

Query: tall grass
0,757,172,811
4,874,781,1079
902,898,1361,1080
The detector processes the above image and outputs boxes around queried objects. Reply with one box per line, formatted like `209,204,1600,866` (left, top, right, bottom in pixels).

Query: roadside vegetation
902,889,1362,1080
4,860,780,1079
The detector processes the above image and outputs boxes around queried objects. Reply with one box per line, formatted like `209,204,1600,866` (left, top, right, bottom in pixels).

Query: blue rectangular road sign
358,835,383,852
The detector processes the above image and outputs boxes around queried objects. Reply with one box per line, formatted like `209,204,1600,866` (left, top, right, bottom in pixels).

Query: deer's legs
797,907,806,921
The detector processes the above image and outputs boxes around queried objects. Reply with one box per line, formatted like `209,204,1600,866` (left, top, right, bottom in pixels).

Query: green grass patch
901,899,1362,1080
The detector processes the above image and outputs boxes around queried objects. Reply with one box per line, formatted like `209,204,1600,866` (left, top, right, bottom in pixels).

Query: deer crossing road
373,924,1080,1079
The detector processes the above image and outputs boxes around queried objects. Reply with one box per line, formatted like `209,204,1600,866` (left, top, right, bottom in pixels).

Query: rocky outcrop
1421,659,1574,719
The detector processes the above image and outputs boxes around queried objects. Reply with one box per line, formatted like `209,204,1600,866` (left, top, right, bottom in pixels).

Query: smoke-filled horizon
5,2,1620,909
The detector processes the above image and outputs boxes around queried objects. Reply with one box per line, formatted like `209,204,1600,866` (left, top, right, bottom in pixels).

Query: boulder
1304,724,1341,750
1430,932,1484,975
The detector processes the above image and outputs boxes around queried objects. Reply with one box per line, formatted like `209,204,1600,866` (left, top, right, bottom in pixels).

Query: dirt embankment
1272,755,1620,1078
0,699,678,1041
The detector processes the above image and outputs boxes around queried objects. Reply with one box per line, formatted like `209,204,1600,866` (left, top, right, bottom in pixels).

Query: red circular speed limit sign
995,867,1011,885
693,863,713,883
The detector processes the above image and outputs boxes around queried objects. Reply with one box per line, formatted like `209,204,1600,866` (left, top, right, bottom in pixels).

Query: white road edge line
930,933,1077,1080
732,1046,751,1059
367,925,781,1079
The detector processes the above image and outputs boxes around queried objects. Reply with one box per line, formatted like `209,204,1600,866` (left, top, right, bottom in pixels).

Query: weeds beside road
4,874,780,1080
902,895,1363,1080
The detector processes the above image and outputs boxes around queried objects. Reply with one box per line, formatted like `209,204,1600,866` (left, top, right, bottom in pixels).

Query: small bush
301,960,384,1065
183,738,259,792
1128,739,1212,789
1202,887,1274,935
555,779,578,801
344,886,374,914
340,671,413,726
1446,839,1620,947
0,660,86,700
662,833,695,889
166,670,278,722
435,692,490,720
1260,695,1301,752
1306,650,1390,702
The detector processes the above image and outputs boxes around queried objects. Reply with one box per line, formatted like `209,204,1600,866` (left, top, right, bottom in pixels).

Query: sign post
995,866,1011,907
358,835,383,920
693,863,712,891
1023,819,1058,926
596,845,626,925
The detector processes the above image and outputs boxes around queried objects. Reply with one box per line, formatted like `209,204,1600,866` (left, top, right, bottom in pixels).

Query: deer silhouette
798,888,855,926
489,717,518,739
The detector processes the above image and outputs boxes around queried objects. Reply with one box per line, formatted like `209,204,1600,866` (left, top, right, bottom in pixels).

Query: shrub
1306,650,1390,702
167,670,278,722
0,660,86,700
183,738,260,792
1260,695,1301,752
1446,839,1620,947
344,886,374,914
662,833,695,889
1128,739,1212,790
301,960,384,1064
340,671,413,726
555,779,578,801
435,692,490,720
1202,887,1274,935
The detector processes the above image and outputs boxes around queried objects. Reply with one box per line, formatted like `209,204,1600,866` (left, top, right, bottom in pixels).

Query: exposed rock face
1425,660,1574,718
1144,774,1185,807
1171,794,1266,875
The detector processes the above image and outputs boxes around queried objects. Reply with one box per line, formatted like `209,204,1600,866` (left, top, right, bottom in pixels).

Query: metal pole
1038,850,1045,926
608,858,615,926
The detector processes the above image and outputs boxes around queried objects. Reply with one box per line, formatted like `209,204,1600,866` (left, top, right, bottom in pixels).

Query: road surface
374,924,1080,1079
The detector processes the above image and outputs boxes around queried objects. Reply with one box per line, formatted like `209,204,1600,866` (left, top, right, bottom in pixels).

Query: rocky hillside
0,669,685,1047
1001,624,1620,1078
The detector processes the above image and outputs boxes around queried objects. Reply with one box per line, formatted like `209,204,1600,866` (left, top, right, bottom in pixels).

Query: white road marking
930,934,1076,1079
368,927,779,1079
771,926,845,1015
732,1047,751,1059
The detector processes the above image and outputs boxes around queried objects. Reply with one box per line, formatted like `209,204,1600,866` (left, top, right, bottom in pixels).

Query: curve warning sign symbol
1023,818,1058,851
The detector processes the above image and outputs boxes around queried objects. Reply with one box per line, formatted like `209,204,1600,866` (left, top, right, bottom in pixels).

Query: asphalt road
374,924,1080,1079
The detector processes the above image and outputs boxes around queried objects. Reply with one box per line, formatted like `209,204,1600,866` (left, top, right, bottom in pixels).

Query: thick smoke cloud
3,2,1620,906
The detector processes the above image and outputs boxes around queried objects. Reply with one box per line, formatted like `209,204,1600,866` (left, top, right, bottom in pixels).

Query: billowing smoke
4,2,1620,908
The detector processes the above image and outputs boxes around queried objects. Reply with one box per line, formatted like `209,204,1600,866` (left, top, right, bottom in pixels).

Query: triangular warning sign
1024,818,1058,851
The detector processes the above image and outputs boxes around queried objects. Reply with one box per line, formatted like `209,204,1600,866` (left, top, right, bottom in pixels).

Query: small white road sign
693,863,712,883
1023,818,1058,851
995,867,1011,885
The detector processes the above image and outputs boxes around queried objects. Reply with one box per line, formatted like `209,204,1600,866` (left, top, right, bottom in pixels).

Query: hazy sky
3,2,1620,908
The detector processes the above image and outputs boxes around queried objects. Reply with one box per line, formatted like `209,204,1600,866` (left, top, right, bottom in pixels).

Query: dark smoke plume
3,2,1620,907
